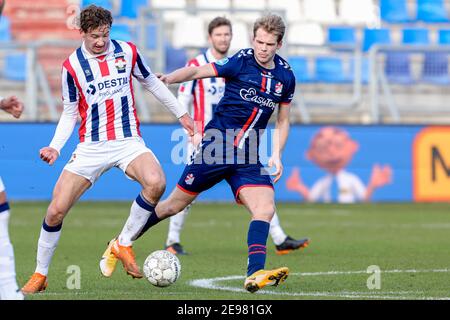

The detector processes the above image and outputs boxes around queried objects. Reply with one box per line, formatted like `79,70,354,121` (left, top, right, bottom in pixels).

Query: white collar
81,40,114,60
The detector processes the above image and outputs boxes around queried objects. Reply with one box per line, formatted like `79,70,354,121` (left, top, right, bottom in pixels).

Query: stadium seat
165,44,187,73
82,0,113,10
362,28,391,52
229,20,251,51
287,22,325,46
314,57,352,83
302,0,339,24
402,28,430,45
172,16,206,48
421,52,450,85
288,56,314,83
195,0,230,20
267,0,303,23
119,0,148,19
327,27,356,46
438,29,450,44
3,53,27,82
110,24,134,42
151,0,187,22
385,52,414,84
0,16,11,42
417,0,450,23
233,0,266,22
196,0,230,9
339,0,379,26
379,0,413,23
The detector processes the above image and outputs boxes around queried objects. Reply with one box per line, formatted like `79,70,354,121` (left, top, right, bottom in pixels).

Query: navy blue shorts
177,161,274,203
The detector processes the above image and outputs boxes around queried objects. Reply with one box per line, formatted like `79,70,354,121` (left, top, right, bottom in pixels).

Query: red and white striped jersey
62,40,150,143
177,49,225,135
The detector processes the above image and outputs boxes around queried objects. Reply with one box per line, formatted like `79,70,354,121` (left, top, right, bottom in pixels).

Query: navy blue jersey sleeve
212,51,244,79
281,75,296,105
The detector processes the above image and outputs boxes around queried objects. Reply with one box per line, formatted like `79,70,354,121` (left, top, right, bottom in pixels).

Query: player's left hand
179,113,195,137
268,155,283,183
0,96,24,119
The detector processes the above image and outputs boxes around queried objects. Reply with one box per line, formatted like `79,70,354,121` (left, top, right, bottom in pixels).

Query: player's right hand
179,113,195,137
155,72,170,85
39,147,59,165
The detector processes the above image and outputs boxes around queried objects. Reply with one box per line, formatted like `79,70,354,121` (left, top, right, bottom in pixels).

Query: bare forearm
166,67,199,84
273,118,290,158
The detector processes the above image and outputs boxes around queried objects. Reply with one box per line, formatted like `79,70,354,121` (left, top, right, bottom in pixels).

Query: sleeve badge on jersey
115,57,127,73
216,57,229,66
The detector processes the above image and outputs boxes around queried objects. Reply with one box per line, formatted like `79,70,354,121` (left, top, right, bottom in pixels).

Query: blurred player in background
134,14,297,293
164,16,310,256
21,5,193,294
0,0,25,300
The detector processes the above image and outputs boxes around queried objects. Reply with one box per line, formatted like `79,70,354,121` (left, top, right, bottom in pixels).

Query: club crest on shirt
185,173,195,185
275,82,283,94
115,57,127,73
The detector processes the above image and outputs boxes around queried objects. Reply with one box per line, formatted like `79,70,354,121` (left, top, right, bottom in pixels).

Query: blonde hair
253,14,286,43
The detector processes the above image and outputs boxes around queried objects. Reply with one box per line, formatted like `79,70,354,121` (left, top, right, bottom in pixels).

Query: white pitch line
189,269,450,300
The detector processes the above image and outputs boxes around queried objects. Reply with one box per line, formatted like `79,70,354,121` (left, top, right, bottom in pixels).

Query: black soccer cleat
275,236,310,255
165,243,188,255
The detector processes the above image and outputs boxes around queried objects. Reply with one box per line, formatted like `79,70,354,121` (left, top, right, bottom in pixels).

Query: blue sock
132,194,161,241
247,220,270,276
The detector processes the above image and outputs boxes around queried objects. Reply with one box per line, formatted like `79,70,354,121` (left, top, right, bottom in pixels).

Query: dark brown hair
78,5,113,33
253,14,286,43
208,16,232,35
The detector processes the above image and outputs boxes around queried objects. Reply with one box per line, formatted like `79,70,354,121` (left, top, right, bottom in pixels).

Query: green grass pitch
9,202,450,300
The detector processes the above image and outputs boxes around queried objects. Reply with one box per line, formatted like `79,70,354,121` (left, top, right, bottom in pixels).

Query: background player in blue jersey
143,14,296,293
164,16,310,257
0,0,25,301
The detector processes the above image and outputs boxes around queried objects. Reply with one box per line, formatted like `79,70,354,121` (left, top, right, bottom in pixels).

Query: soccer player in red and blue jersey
164,17,310,257
21,5,194,294
144,14,296,293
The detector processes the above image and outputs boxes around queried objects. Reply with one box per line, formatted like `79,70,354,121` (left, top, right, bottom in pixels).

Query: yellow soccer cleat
99,238,118,277
21,272,48,295
244,267,289,293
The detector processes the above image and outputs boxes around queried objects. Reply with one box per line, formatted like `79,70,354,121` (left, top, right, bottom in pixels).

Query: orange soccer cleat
111,239,143,279
21,272,48,294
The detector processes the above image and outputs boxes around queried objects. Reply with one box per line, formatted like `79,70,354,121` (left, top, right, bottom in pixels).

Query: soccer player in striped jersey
0,0,25,301
144,14,299,293
165,17,310,256
21,5,194,294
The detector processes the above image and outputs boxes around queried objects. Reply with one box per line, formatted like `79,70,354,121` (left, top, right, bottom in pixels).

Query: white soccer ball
143,250,181,287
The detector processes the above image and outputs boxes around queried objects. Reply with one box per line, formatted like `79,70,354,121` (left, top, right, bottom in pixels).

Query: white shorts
0,177,4,193
64,137,156,185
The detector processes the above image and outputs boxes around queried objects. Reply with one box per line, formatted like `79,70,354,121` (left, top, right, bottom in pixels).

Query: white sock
118,194,153,247
35,221,62,276
269,212,288,246
0,205,23,300
166,205,190,246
